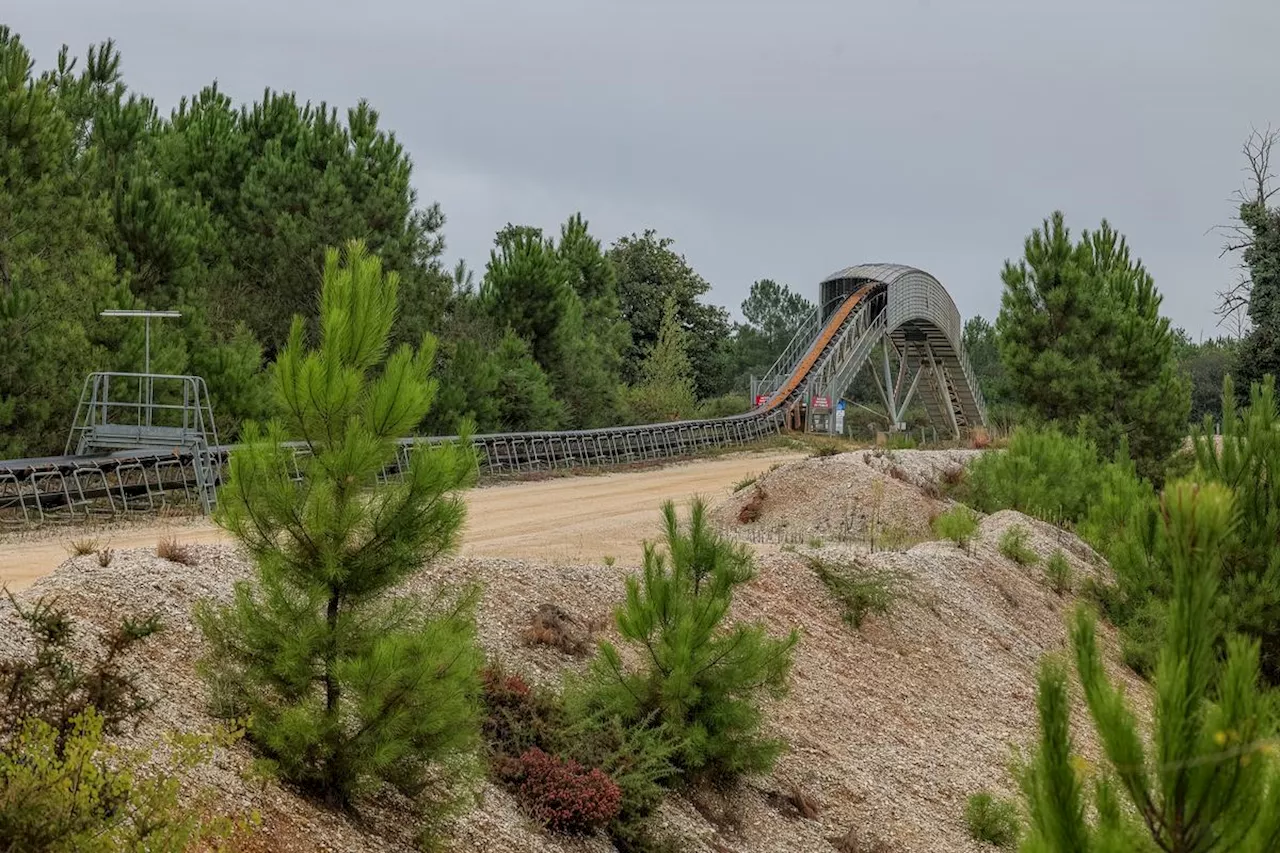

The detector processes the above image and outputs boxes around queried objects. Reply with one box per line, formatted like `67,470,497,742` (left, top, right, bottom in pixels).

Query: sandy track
0,451,799,591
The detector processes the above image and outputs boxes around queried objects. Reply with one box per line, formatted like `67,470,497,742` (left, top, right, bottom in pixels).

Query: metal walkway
0,263,987,526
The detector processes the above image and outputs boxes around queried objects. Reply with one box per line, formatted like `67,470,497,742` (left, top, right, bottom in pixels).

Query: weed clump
0,599,249,849
0,592,160,744
998,525,1039,566
155,537,195,566
933,505,980,552
66,537,99,557
965,790,1020,848
521,604,599,657
810,440,842,458
1044,550,1072,596
807,557,902,630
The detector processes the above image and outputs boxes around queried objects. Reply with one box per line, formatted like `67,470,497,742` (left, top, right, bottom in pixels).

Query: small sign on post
754,394,769,407
811,395,831,410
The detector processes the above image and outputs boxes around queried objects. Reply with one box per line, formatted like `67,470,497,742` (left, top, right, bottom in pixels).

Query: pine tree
481,227,572,374
196,241,482,807
0,28,121,458
585,499,799,783
997,212,1190,477
1188,375,1280,682
626,296,697,423
609,230,734,399
1019,481,1280,852
492,329,565,431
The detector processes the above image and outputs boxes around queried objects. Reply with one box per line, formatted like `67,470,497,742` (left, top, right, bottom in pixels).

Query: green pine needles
1019,482,1280,852
586,499,799,784
195,241,483,807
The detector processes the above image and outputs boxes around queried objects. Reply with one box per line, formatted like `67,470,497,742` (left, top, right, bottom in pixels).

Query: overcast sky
9,0,1279,337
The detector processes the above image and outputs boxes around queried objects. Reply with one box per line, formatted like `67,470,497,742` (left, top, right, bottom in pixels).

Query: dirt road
0,450,799,591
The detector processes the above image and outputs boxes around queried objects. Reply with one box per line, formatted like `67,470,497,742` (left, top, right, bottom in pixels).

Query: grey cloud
9,0,1279,337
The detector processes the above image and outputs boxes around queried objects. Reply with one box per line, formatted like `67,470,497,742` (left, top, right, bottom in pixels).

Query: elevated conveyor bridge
0,263,985,525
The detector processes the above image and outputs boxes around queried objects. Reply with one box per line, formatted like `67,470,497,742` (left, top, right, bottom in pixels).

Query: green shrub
933,505,980,551
480,665,677,847
1076,446,1157,555
0,592,160,748
886,432,918,450
1188,375,1280,682
195,242,483,809
965,425,1102,522
998,526,1039,566
732,475,757,493
1044,550,1072,596
0,710,251,852
807,557,902,629
696,394,751,419
1018,482,1280,851
964,790,1021,848
583,499,799,784
809,439,842,458
556,704,679,847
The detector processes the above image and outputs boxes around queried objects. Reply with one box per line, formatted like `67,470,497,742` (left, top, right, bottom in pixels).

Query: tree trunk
324,592,340,712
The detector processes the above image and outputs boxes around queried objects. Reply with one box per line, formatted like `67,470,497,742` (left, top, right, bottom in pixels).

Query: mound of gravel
710,449,977,545
0,466,1148,853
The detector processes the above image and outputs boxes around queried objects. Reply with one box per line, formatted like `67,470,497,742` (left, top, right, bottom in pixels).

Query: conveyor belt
0,263,988,526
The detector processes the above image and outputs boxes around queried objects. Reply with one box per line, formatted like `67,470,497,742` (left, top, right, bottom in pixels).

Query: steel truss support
871,339,926,429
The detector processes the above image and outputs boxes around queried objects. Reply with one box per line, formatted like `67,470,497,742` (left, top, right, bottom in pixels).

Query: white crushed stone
0,460,1152,853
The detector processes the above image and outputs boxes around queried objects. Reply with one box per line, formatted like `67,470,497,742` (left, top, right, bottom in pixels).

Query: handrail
0,263,993,526
763,286,873,409
754,293,852,396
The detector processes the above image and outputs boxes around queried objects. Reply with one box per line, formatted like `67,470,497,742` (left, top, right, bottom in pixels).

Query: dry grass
786,784,821,820
519,603,602,657
65,537,100,557
155,537,196,566
830,825,900,853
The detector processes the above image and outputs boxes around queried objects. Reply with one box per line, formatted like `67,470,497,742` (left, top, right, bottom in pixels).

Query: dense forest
0,30,819,457
0,28,1247,460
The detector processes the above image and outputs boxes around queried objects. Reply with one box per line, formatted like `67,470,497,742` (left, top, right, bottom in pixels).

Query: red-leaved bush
515,747,622,834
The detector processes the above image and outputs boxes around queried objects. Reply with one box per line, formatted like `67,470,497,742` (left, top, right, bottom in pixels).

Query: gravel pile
0,468,1150,852
708,450,977,545
860,447,984,488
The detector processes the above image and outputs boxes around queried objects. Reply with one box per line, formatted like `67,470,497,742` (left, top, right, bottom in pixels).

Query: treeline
0,29,812,458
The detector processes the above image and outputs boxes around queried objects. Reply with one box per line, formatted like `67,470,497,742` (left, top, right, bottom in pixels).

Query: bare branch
1241,126,1280,207
1213,126,1280,321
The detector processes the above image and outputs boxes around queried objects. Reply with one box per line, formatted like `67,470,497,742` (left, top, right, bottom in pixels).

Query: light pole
99,310,181,426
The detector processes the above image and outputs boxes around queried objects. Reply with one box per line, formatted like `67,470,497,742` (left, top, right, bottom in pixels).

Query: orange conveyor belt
761,284,872,412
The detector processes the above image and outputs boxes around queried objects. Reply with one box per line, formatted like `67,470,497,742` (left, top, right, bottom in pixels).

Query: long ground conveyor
0,264,985,525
